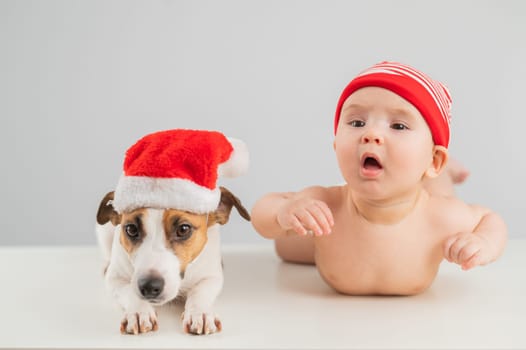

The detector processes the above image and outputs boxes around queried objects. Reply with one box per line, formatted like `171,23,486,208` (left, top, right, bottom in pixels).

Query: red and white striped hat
334,61,452,147
112,129,249,214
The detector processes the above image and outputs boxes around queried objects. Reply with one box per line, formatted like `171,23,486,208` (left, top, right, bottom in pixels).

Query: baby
251,61,507,296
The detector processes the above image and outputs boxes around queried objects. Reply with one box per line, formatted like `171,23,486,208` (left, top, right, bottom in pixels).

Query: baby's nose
361,131,384,145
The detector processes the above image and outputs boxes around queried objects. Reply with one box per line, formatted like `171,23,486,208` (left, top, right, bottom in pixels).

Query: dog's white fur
96,188,249,335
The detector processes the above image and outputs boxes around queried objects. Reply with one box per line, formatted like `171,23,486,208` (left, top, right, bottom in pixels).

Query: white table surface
1,240,525,349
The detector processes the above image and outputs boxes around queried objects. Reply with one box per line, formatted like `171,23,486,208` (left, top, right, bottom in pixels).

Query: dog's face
97,187,250,305
120,208,210,305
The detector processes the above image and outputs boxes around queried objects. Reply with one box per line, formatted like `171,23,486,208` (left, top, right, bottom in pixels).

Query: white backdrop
1,0,525,245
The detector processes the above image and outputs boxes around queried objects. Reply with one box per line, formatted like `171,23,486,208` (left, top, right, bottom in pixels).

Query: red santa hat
112,129,249,214
334,61,452,147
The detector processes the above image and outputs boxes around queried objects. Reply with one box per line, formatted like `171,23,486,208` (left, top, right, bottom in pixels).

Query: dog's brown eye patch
120,209,146,253
163,211,203,244
163,209,209,273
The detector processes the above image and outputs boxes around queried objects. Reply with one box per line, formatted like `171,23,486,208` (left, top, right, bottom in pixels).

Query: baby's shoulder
426,194,484,232
299,184,339,199
299,184,344,206
427,195,467,218
428,194,465,208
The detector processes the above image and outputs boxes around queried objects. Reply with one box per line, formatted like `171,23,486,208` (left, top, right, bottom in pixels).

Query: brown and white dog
96,186,250,335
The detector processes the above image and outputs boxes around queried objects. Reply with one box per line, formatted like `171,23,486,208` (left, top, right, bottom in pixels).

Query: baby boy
251,61,507,295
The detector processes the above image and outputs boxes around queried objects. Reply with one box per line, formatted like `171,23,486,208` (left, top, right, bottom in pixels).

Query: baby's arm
251,187,334,264
251,187,334,239
443,205,508,270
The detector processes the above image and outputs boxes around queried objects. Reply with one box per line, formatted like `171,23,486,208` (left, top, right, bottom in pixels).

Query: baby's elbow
274,237,315,265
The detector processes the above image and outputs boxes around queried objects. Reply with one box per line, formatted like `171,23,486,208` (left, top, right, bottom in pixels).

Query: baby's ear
425,145,448,178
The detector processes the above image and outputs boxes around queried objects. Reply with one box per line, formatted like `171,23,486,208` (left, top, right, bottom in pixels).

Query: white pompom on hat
112,129,249,214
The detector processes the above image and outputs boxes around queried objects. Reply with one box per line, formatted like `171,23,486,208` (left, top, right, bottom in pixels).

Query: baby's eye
391,123,409,130
348,120,365,127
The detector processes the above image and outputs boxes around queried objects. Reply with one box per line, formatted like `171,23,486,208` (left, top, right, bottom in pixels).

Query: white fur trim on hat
112,175,221,214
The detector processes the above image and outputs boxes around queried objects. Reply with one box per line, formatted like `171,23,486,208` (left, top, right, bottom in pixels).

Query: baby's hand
443,232,494,270
276,198,333,236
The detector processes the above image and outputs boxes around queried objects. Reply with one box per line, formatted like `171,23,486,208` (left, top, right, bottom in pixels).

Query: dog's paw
181,311,222,335
120,309,158,335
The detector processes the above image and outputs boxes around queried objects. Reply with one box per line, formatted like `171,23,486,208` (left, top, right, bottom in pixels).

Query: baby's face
334,87,436,197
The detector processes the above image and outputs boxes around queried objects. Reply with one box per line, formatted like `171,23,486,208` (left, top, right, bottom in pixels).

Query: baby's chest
315,219,446,278
336,215,444,246
315,226,445,294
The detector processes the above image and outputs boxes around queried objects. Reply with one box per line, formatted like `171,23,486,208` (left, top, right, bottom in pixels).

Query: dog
96,186,250,335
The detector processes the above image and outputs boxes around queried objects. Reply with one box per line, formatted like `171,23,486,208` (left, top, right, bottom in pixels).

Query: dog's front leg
106,269,158,335
182,275,223,335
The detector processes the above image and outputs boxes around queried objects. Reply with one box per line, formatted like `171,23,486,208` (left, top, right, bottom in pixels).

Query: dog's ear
96,191,121,226
209,186,251,226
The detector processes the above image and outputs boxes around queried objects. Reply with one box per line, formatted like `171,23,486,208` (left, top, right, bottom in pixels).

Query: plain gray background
1,0,525,245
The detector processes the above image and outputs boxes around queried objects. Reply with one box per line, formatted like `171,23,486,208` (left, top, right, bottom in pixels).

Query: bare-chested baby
251,61,507,296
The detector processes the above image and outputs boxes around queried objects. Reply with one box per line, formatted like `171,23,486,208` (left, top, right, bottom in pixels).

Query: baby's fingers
309,202,333,235
294,208,325,236
457,244,482,269
462,246,494,270
444,234,485,269
277,199,333,237
288,216,310,236
461,252,482,270
443,235,460,262
443,234,471,263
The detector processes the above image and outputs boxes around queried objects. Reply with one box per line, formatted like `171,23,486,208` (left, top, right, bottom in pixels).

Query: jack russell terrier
95,129,250,335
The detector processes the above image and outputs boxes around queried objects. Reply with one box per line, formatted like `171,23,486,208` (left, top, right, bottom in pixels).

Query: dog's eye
125,223,139,239
174,223,193,241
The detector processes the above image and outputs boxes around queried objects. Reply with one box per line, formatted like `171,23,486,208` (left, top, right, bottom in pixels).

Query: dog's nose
138,276,165,300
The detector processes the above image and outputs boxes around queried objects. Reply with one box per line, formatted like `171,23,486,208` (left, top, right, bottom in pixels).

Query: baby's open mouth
363,156,383,170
